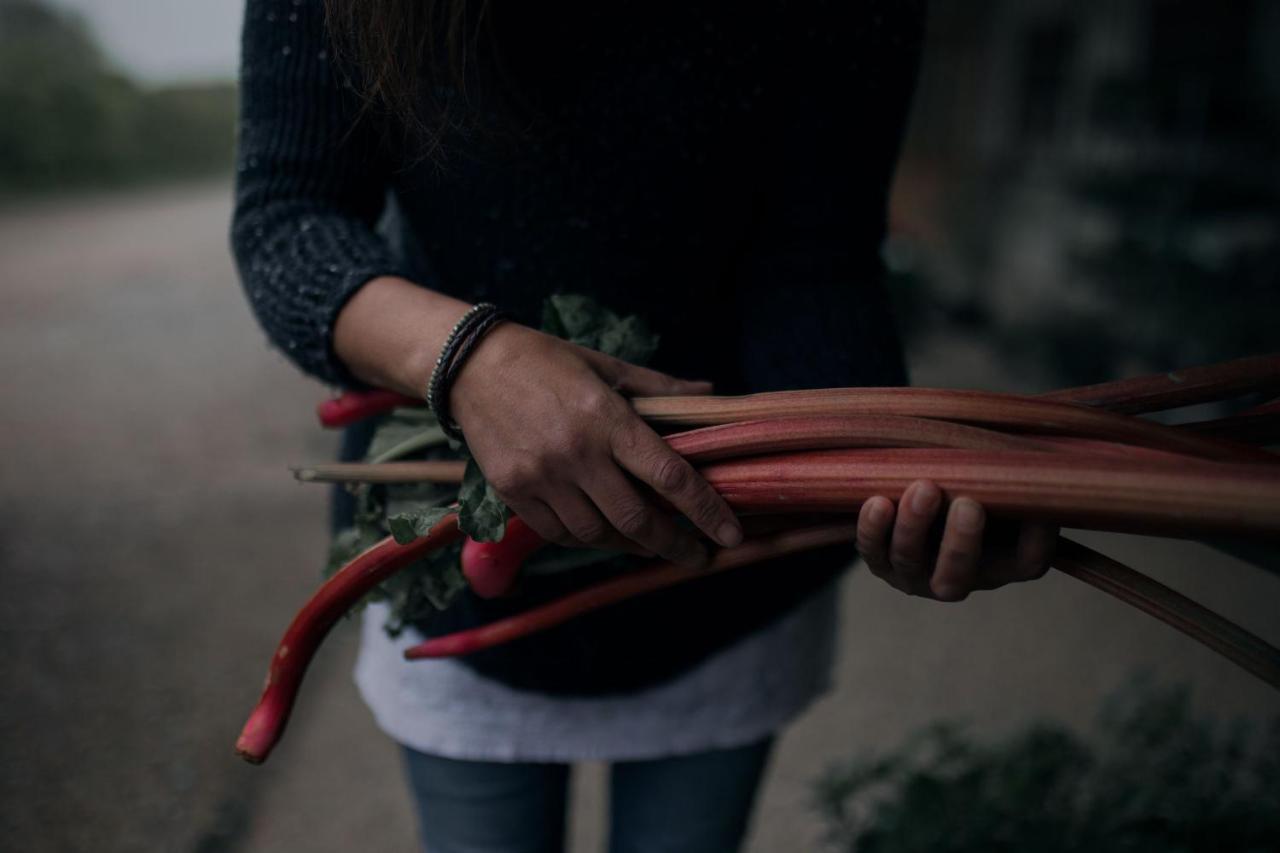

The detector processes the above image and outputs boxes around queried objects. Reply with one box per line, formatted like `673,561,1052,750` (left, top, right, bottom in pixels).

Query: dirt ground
0,182,1276,852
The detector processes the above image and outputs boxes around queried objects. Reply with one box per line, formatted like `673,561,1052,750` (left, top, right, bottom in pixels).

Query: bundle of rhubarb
236,303,1280,764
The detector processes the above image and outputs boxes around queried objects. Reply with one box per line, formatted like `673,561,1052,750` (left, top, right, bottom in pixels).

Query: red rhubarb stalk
700,449,1280,539
1053,538,1280,689
405,521,859,659
1039,353,1280,414
316,389,419,428
236,514,462,764
461,517,548,598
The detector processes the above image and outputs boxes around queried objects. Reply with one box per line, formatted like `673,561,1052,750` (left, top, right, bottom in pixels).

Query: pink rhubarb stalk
699,449,1280,538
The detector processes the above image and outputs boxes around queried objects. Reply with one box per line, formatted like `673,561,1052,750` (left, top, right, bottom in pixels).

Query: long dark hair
323,0,494,161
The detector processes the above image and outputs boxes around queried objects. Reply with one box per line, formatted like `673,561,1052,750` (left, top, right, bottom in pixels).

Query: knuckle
940,547,976,570
651,455,690,493
614,504,654,539
568,519,610,546
577,388,616,418
686,487,724,528
495,459,542,493
558,428,593,458
888,548,922,575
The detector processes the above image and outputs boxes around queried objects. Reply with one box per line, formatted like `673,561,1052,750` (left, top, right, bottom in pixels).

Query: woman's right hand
449,322,744,568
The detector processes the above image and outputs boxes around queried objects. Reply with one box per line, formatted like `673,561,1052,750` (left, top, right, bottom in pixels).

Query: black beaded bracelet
425,302,506,441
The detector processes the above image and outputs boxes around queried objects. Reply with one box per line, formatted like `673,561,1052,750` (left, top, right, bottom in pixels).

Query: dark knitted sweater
232,0,923,695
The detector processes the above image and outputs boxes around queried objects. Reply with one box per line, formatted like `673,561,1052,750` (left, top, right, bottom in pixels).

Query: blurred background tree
887,0,1280,388
0,0,234,193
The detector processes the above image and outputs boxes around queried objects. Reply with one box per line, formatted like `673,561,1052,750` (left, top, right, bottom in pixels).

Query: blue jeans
401,738,774,853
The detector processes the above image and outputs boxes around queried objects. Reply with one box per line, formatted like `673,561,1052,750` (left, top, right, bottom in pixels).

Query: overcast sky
50,0,243,83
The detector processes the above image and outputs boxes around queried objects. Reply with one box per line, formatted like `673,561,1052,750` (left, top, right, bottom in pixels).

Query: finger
547,488,622,551
510,497,572,548
1015,522,1057,580
611,421,743,549
930,497,985,601
888,480,942,587
856,496,895,578
973,524,1059,588
585,351,713,397
582,464,710,565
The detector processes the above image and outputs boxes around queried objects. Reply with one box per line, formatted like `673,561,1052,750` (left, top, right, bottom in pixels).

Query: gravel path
1,182,1276,852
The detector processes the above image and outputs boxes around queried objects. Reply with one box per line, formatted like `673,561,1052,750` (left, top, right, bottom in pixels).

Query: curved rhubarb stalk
236,514,462,764
634,388,1269,463
405,521,859,659
700,449,1280,538
462,517,548,598
1053,538,1280,690
1039,353,1280,414
316,389,420,428
666,415,1058,461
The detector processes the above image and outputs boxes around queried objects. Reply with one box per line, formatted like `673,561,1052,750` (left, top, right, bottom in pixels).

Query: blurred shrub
814,680,1280,852
0,0,235,193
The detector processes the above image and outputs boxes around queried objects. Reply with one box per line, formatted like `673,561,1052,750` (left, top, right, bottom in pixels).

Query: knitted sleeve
230,0,409,387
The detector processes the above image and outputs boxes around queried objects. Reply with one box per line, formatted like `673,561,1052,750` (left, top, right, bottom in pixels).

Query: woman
232,1,1055,850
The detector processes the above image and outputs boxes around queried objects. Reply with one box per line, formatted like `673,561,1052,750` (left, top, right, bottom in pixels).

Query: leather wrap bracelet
425,302,506,441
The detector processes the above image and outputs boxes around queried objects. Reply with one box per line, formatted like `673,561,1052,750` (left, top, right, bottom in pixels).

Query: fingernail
952,500,982,533
935,583,968,602
716,521,743,548
910,483,938,514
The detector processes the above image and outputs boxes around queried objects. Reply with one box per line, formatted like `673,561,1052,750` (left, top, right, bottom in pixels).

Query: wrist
425,304,510,437
449,322,525,426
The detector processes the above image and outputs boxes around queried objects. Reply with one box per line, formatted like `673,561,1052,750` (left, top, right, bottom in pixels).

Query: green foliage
541,293,660,365
0,0,235,194
813,680,1280,853
457,457,509,542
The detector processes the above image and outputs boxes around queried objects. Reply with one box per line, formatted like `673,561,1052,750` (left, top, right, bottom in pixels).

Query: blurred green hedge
0,1,236,194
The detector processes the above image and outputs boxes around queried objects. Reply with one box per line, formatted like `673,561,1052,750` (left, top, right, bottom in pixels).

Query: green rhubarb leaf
541,293,659,365
387,504,453,545
365,414,448,463
458,457,509,542
420,560,467,610
324,527,378,579
596,313,659,365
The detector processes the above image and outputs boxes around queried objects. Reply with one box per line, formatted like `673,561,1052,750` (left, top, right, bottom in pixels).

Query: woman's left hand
856,480,1057,601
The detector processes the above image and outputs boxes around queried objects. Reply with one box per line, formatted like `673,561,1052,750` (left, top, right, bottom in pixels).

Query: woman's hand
450,322,743,568
856,481,1056,601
